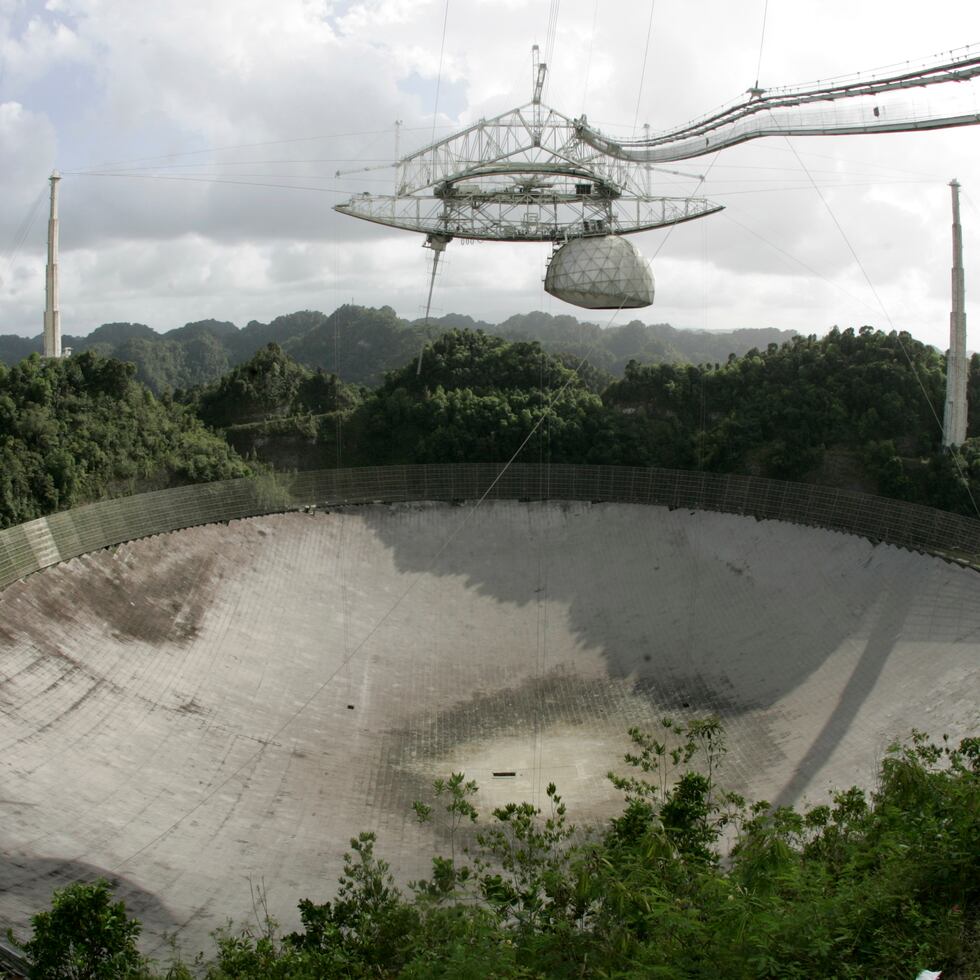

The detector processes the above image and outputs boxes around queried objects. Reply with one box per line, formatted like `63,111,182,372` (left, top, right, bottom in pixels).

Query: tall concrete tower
43,170,62,359
943,179,967,448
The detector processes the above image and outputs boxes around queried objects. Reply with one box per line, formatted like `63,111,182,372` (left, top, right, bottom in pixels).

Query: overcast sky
2,0,979,347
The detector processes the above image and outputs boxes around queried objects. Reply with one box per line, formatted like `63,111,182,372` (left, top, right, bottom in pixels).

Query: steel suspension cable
3,185,47,273
580,0,599,113
430,0,451,145
754,0,770,91
111,301,634,873
544,0,561,70
632,0,656,137
782,133,980,517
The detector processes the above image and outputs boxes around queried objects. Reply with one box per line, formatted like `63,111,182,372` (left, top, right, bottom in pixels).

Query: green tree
188,345,359,431
0,351,249,528
21,880,148,979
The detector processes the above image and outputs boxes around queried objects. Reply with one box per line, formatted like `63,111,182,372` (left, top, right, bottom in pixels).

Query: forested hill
0,352,249,528
0,306,795,394
190,326,980,517
4,325,980,529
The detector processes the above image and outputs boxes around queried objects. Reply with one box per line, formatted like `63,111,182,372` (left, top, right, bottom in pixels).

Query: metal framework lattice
576,45,980,163
333,44,980,312
335,100,722,242
336,45,980,244
5,465,980,593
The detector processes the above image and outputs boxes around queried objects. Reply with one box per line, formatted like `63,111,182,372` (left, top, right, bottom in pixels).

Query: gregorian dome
544,235,655,309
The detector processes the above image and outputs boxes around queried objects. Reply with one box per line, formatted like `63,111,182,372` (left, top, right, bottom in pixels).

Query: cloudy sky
2,0,979,346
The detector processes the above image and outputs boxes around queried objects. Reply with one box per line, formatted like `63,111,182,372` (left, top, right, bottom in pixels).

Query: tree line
0,306,795,394
182,326,980,516
0,352,248,529
3,323,980,529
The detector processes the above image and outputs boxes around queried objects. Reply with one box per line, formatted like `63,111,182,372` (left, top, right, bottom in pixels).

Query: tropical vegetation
187,325,980,515
0,306,795,394
4,319,980,526
2,314,979,977
0,351,249,528
8,724,978,978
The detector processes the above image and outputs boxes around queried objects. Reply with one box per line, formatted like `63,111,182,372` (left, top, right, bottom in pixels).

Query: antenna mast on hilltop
943,179,967,448
43,171,62,359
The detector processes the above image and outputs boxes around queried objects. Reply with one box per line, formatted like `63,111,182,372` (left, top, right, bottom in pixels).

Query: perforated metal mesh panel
2,464,979,591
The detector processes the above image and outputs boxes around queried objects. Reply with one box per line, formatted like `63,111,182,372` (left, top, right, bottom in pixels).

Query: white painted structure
336,45,980,312
545,236,654,309
42,171,62,360
943,179,968,448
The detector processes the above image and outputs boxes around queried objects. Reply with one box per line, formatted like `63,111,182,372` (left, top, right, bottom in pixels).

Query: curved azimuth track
1,496,979,957
576,44,980,163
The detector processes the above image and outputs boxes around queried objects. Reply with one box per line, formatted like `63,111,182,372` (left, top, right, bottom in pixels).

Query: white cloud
0,5,90,93
1,0,979,347
0,100,57,190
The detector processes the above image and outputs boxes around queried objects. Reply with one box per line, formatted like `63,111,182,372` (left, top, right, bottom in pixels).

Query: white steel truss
576,45,980,163
335,45,980,248
335,101,722,242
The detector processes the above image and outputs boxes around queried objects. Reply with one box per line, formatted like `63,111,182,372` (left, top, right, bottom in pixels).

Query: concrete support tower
943,179,967,448
43,170,62,359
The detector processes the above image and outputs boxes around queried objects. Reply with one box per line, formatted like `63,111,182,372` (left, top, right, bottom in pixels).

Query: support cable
416,240,446,374
540,0,561,105
631,0,656,137
532,350,549,807
2,185,47,276
430,0,451,146
415,1,452,374
62,171,357,195
649,152,720,261
335,306,344,469
580,0,599,113
782,133,980,517
544,0,561,71
719,208,883,317
961,186,980,218
71,126,450,174
700,178,934,194
684,216,710,670
110,300,630,874
753,0,770,92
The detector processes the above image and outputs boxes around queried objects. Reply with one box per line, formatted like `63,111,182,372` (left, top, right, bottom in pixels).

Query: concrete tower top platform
1,465,978,960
